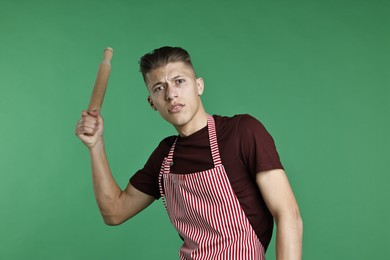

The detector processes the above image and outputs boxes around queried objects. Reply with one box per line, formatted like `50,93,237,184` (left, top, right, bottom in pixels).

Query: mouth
168,103,185,113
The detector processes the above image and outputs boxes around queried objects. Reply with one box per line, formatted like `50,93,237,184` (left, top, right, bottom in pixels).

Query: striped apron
158,115,265,260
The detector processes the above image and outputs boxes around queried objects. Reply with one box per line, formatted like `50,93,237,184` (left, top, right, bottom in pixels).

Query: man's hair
139,46,194,81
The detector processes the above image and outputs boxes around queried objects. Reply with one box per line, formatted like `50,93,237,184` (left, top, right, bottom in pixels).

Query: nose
165,84,178,101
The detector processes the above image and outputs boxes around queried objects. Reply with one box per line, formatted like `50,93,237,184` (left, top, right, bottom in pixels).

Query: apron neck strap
166,114,222,167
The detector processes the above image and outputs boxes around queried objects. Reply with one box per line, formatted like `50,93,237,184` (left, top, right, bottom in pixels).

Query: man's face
145,62,205,132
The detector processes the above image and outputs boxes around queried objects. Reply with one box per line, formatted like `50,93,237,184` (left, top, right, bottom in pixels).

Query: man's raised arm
75,111,154,225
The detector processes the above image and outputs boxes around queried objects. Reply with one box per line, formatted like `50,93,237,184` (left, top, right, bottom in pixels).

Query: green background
1,0,389,259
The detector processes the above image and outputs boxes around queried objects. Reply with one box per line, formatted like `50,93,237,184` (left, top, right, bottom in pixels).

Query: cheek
191,86,201,97
150,95,165,107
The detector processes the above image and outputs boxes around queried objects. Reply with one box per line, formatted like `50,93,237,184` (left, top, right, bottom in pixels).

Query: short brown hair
139,46,194,81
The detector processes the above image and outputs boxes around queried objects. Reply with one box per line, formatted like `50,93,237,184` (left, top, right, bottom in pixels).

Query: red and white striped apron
158,115,265,260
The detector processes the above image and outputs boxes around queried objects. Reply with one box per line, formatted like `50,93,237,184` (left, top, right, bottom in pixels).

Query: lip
168,103,185,113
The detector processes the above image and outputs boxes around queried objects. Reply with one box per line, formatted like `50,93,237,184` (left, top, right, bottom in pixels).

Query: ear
147,96,157,111
196,78,204,96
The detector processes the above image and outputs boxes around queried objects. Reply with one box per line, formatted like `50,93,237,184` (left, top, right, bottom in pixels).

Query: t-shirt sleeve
129,137,173,200
237,114,284,178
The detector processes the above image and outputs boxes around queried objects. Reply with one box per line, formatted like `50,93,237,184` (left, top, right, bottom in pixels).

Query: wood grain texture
88,47,113,115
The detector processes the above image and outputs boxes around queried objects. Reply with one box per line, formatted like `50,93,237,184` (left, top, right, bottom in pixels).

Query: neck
176,110,208,137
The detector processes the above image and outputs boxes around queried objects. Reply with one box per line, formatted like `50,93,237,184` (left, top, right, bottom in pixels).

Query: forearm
89,140,122,222
275,214,303,260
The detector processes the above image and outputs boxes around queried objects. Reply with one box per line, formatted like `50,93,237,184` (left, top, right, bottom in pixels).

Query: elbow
295,207,303,231
290,208,303,234
101,213,125,226
102,216,123,226
98,200,125,226
295,213,304,245
294,211,304,239
297,213,303,236
275,207,303,235
103,218,121,226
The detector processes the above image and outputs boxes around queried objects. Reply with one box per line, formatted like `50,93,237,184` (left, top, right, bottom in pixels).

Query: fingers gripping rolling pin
87,47,113,117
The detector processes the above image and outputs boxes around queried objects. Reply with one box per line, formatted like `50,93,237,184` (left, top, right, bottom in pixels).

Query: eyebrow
150,75,184,89
172,75,183,80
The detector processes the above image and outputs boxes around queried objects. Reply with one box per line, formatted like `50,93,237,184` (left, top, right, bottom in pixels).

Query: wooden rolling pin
87,47,113,116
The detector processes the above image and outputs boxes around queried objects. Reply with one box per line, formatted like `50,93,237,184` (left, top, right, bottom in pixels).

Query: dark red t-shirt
130,114,284,251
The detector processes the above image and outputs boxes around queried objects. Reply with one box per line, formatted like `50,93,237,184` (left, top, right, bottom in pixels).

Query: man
75,46,302,259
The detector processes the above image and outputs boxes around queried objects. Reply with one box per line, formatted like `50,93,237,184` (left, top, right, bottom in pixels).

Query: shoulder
213,114,275,150
213,113,262,123
160,135,177,147
213,114,266,134
151,135,177,157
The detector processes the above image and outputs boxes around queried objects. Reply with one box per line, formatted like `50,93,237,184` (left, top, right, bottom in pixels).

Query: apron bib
158,115,265,260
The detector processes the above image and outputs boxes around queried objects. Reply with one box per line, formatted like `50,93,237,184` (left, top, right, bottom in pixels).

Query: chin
163,113,189,127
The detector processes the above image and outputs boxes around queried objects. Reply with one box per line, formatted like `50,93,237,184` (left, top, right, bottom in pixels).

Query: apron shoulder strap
207,115,222,167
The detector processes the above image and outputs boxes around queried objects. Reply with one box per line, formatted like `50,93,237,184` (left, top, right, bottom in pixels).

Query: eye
153,85,164,93
176,78,185,84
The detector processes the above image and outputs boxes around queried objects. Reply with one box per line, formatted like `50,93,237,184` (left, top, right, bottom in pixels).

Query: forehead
145,62,195,85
